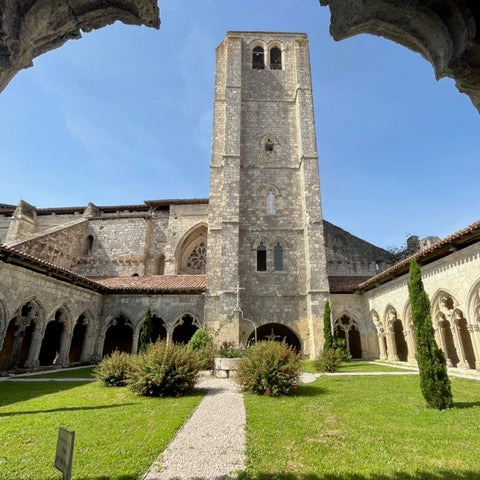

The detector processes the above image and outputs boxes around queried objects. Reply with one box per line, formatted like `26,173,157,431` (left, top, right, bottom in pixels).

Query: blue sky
0,0,478,250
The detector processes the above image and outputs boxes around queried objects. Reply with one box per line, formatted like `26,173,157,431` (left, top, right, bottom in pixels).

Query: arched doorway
334,315,363,359
393,319,408,362
0,319,17,370
69,315,88,363
39,310,65,366
103,315,133,357
247,323,301,352
172,314,199,344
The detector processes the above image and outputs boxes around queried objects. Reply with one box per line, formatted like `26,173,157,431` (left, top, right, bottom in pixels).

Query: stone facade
0,31,479,372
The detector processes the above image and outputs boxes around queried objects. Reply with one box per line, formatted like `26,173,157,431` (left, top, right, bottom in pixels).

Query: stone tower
205,32,329,358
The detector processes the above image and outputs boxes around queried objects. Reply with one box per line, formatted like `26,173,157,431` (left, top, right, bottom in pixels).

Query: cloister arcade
371,282,480,371
0,296,202,370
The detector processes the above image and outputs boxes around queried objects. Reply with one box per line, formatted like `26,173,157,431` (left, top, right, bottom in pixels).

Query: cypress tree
407,259,453,409
139,307,153,352
323,299,334,351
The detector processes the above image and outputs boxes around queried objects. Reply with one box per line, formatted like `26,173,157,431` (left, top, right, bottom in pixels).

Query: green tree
407,259,453,409
323,299,334,351
139,307,153,352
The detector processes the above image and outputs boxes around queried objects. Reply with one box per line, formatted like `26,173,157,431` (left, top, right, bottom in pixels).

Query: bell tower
205,32,329,357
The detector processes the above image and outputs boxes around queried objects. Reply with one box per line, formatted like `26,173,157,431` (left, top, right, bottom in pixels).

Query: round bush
94,350,136,387
188,328,214,370
128,341,201,397
313,347,343,373
236,341,301,396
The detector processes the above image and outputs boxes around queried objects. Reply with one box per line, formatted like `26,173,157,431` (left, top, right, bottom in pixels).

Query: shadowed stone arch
372,309,387,360
0,1,160,94
69,311,93,363
1,298,45,369
172,313,201,344
320,1,480,113
247,322,302,352
38,307,70,366
135,310,168,349
102,313,134,357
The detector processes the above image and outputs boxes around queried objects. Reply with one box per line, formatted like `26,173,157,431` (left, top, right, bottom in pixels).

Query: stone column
377,334,387,360
386,328,399,361
452,323,467,369
24,327,43,368
131,332,139,355
435,324,453,367
468,324,480,371
405,328,416,364
57,331,72,366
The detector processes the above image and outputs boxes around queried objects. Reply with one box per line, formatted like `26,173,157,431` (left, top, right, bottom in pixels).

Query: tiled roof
92,275,206,293
0,246,105,291
328,276,373,293
0,198,210,216
358,219,480,291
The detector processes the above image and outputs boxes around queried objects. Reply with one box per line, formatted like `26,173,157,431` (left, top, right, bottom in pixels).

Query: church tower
205,32,329,358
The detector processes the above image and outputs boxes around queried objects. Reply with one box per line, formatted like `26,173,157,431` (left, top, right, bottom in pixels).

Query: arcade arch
248,323,301,352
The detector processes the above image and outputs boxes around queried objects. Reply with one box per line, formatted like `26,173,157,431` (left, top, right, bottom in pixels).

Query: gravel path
143,376,245,480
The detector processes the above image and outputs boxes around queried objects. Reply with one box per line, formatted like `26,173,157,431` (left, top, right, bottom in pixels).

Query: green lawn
239,375,480,480
0,380,203,480
302,360,414,374
26,366,95,378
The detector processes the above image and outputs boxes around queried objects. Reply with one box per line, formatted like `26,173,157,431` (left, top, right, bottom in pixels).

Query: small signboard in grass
54,427,75,480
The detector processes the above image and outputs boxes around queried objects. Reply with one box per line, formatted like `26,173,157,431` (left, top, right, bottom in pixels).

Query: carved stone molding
320,0,480,113
0,0,160,92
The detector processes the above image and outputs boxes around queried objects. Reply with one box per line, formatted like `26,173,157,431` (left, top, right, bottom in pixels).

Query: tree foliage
139,307,153,353
323,299,334,351
408,259,453,410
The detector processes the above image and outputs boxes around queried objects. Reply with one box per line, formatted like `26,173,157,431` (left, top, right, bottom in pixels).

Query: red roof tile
92,275,206,293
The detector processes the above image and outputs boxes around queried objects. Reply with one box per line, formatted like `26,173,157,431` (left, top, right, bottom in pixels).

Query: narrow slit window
83,235,94,255
257,242,267,271
274,243,283,271
252,47,265,69
270,47,282,70
266,192,275,215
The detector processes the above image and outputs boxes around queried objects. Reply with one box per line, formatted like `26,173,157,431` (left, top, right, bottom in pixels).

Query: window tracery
186,241,206,273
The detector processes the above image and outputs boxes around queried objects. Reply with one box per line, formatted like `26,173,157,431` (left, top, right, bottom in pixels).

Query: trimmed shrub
333,337,351,362
138,307,153,352
313,347,343,373
128,341,200,397
236,341,301,396
408,259,453,410
94,350,136,387
322,300,334,351
187,328,214,370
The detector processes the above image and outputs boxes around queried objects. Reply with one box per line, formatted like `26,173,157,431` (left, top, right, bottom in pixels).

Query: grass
0,379,203,480
302,360,414,374
26,367,95,378
239,375,480,480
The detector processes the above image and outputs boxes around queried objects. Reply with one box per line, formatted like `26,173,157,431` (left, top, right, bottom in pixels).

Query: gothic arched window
274,243,283,271
270,47,282,70
252,46,265,69
257,242,267,271
266,192,276,215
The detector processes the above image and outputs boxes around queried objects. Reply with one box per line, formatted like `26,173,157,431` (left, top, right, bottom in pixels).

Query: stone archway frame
465,278,480,370
247,322,302,353
175,223,208,275
0,1,160,94
333,312,363,359
431,289,461,367
320,1,480,113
